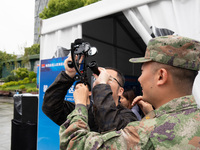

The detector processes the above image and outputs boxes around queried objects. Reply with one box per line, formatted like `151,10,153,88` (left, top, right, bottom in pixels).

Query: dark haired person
92,67,138,132
120,89,143,120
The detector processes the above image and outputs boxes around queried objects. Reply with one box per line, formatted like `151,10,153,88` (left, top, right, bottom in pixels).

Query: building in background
2,54,40,78
34,0,49,44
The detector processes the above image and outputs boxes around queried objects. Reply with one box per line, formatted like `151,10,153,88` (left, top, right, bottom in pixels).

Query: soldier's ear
157,68,168,86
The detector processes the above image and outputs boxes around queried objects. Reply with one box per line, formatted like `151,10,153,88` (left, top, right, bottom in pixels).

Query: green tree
22,44,40,67
24,44,40,55
0,51,16,78
39,0,100,19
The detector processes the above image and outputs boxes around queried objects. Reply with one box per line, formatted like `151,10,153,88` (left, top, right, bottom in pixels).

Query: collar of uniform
142,110,156,120
154,95,197,117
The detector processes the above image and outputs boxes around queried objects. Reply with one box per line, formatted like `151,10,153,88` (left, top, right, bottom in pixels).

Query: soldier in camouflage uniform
59,35,200,149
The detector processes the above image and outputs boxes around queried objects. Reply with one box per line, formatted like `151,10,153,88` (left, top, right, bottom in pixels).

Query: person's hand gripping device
67,39,100,83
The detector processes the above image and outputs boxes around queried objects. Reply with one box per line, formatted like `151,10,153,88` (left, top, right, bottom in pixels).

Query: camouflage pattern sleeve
59,104,143,150
59,96,200,149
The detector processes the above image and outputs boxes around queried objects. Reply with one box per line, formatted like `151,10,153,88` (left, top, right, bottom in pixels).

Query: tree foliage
29,71,37,80
12,68,29,80
0,51,16,78
39,0,101,19
0,44,39,80
24,44,40,56
22,44,40,67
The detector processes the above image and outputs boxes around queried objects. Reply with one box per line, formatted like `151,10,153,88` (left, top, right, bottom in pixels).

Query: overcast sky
0,0,35,55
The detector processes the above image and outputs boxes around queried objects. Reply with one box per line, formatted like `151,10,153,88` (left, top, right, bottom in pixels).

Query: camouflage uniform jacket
60,95,200,150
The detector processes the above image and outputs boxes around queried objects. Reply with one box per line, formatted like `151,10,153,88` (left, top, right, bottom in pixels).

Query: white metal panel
123,0,200,42
40,24,82,59
40,0,157,35
123,9,151,44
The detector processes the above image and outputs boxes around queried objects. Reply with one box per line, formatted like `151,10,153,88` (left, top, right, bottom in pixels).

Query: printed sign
37,56,75,150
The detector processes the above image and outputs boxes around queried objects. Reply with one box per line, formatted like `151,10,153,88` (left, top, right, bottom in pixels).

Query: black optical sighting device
67,39,100,84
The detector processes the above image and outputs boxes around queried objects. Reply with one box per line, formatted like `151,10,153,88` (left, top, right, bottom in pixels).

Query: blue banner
37,56,75,150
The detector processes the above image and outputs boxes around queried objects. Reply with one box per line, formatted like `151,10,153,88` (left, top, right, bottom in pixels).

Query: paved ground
0,97,14,150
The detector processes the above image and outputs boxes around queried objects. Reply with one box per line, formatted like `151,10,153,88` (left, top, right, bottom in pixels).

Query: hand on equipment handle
64,55,84,78
92,67,110,88
73,83,89,106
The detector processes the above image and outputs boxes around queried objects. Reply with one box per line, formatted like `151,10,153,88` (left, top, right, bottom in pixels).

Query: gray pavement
0,97,14,150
